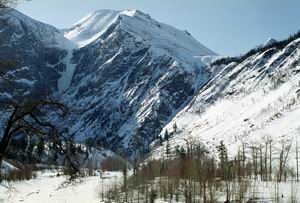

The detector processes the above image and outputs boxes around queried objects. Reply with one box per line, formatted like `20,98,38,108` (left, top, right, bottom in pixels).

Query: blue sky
17,0,300,56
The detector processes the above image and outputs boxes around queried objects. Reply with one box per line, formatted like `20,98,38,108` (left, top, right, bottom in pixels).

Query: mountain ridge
65,9,217,57
150,31,300,160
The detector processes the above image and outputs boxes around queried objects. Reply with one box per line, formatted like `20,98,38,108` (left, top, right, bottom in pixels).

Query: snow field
0,170,122,203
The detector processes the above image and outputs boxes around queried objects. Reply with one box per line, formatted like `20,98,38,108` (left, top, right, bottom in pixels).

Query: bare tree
277,139,292,182
269,138,273,181
0,35,81,178
262,135,273,181
0,99,80,174
0,65,80,178
296,139,299,182
249,142,259,180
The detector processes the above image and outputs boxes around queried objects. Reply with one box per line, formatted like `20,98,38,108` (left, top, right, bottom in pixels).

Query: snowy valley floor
1,170,300,202
0,170,122,203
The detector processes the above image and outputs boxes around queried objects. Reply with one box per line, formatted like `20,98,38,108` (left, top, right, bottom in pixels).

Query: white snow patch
15,78,35,86
0,161,18,174
0,170,122,203
65,10,120,48
57,50,77,94
0,92,12,99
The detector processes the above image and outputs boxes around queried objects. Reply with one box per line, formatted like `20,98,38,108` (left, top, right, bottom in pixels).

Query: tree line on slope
211,30,300,67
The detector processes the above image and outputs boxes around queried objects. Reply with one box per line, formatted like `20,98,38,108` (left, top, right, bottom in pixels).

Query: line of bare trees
99,134,300,202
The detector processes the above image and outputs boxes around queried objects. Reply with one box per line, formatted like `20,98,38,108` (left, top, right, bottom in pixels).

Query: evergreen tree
173,122,177,133
175,145,180,156
165,141,171,157
164,129,169,141
159,135,163,146
179,146,186,158
216,141,230,202
217,141,228,167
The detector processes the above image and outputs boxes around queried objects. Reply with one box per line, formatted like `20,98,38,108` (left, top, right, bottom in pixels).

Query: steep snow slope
61,9,217,156
57,49,77,93
151,35,300,161
65,9,121,47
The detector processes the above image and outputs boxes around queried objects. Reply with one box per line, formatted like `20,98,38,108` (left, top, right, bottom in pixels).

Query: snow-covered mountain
61,9,217,156
2,7,300,162
0,8,217,157
151,32,300,159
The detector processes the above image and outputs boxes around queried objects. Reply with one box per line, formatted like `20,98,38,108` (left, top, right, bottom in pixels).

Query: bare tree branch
0,98,80,179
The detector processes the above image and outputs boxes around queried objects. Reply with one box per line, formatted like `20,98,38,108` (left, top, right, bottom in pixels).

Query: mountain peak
120,9,139,17
90,9,148,20
64,9,147,48
65,8,217,67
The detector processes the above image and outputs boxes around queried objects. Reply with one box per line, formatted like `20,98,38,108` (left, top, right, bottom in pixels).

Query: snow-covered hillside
151,34,300,161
